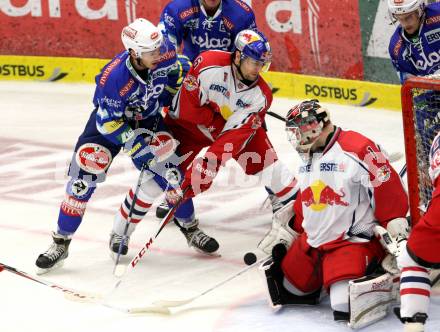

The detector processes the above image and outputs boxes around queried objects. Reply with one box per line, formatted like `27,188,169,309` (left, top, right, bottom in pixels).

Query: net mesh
407,76,440,213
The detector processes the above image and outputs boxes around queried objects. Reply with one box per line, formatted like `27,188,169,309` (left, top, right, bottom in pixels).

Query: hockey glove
161,55,192,106
197,112,226,139
258,200,299,254
181,157,219,200
386,217,410,243
125,134,156,170
374,218,409,275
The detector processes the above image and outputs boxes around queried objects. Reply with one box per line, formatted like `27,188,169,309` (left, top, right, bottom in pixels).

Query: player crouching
258,100,409,328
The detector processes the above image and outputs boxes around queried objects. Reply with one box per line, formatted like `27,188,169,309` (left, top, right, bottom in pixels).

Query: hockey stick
127,254,270,312
0,261,170,314
112,162,148,275
112,116,163,274
113,186,190,278
430,269,440,288
399,164,407,178
266,111,404,163
267,110,286,123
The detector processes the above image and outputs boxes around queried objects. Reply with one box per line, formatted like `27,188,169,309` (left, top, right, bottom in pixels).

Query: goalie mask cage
402,76,440,225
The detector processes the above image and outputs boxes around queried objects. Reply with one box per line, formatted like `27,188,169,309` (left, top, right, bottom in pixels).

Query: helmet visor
241,56,271,73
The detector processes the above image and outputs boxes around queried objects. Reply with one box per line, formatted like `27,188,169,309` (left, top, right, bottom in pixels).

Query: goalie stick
266,111,404,163
0,261,171,314
127,255,270,312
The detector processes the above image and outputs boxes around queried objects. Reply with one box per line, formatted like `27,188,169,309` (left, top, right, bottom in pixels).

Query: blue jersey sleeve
95,78,135,146
388,30,417,83
93,57,135,146
160,3,184,50
224,0,257,46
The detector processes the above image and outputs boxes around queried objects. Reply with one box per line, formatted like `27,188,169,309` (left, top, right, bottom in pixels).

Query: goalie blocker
259,244,396,329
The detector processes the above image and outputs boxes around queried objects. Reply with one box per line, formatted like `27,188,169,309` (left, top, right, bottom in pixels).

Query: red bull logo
302,180,348,211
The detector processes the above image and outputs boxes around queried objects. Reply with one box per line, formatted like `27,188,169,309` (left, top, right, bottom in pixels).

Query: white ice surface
0,81,439,332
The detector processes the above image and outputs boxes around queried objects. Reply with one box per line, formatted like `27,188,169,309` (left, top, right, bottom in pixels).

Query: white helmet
121,18,163,57
387,0,426,17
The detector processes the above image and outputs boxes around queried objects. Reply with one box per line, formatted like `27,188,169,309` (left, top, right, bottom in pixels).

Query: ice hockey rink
0,81,439,332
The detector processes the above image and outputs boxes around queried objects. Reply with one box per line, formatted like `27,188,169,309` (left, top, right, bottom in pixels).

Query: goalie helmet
285,99,330,153
121,18,163,58
233,30,272,72
387,0,426,17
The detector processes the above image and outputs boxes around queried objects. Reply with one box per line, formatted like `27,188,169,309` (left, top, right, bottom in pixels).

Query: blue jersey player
159,0,256,61
388,0,440,83
35,18,218,274
388,0,440,175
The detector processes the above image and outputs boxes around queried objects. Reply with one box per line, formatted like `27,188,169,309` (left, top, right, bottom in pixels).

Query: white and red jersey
168,50,272,161
293,127,408,249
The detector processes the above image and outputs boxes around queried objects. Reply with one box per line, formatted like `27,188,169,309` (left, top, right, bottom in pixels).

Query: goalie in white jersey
259,100,409,326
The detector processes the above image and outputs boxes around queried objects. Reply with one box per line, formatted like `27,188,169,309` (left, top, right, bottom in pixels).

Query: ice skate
35,232,71,275
175,219,219,256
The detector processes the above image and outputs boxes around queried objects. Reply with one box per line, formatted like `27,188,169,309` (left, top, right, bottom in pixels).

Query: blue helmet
234,30,272,72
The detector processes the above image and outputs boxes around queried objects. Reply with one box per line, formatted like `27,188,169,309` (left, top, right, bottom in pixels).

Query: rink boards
0,55,402,111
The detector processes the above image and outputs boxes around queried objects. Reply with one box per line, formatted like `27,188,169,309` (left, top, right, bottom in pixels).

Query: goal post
401,76,440,225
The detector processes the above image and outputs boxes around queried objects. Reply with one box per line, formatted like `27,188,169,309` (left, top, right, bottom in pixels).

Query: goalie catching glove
374,217,410,275
258,200,299,254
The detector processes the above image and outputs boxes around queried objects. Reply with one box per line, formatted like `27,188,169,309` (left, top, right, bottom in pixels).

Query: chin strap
136,57,143,67
233,61,257,86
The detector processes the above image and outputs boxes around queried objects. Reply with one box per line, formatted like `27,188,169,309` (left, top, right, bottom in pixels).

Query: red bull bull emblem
302,180,348,211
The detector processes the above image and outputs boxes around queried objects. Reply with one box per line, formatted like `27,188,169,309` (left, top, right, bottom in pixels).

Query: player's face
201,0,221,11
395,11,421,35
239,57,265,81
139,49,162,69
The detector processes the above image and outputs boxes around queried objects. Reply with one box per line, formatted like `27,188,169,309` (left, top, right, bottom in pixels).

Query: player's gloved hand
161,54,193,106
181,157,219,200
125,134,156,170
258,200,299,254
386,217,410,247
374,220,408,258
198,112,225,138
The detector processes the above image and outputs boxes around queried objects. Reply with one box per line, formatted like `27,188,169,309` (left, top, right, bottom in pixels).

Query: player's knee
139,177,163,200
397,243,419,269
66,178,95,201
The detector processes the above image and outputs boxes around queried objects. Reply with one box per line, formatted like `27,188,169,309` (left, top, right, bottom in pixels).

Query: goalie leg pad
348,273,394,329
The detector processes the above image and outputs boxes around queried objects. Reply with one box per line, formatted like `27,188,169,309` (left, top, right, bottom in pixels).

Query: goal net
402,76,440,225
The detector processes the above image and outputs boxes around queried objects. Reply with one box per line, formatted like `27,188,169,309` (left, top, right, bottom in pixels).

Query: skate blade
192,247,221,257
35,260,65,275
109,251,128,263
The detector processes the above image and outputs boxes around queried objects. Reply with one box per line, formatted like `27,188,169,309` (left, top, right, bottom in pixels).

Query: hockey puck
243,252,257,266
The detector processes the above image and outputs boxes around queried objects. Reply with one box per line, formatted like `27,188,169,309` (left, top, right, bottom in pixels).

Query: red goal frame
401,76,440,225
